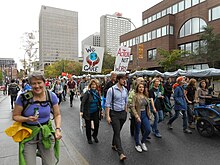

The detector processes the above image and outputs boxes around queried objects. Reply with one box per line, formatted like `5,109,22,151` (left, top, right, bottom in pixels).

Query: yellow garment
4,122,32,142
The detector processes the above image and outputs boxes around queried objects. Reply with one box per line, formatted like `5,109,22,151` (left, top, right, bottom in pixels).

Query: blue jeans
135,111,151,145
168,110,188,130
152,110,163,133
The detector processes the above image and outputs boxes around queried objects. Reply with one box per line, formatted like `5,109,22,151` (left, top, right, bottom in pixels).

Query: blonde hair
88,79,98,89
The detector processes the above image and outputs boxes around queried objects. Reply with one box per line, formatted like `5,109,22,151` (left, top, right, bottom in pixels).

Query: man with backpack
8,79,20,109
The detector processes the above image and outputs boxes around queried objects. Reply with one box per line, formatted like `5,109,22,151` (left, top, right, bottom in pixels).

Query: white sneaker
135,145,142,153
140,143,148,152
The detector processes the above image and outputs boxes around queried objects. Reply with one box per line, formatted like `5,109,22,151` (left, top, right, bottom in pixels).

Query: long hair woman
81,79,102,144
131,82,151,153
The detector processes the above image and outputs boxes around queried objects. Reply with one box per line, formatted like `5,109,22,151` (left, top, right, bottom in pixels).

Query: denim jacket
173,86,187,111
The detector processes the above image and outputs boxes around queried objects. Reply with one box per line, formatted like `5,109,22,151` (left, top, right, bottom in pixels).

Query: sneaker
135,145,143,153
188,124,195,129
155,132,162,138
183,128,192,134
140,143,148,151
119,154,127,161
167,123,173,129
70,104,72,107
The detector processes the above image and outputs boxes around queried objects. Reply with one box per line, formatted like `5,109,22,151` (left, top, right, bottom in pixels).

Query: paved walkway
0,95,88,165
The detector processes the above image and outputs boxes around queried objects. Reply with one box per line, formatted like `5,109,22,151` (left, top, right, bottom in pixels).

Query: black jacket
103,81,116,98
81,90,101,120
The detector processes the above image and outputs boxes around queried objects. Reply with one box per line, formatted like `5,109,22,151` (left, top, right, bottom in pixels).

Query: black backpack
9,84,20,96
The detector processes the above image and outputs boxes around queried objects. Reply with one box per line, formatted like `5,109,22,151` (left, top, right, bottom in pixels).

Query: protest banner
114,46,131,73
82,45,104,73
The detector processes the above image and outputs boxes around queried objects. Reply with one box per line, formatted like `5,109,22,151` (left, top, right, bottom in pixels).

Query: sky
0,0,162,69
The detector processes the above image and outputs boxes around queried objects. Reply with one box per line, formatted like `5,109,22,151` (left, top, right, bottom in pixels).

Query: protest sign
82,45,104,73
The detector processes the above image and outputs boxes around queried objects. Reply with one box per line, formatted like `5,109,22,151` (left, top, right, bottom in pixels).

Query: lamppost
117,16,140,69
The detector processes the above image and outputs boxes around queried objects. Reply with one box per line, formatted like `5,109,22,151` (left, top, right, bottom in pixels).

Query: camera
23,91,33,100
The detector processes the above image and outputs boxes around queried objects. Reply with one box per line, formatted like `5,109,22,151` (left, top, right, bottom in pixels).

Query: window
185,0,192,9
157,12,161,19
152,30,156,39
132,38,136,45
169,25,174,35
192,0,199,6
144,34,148,42
172,4,178,14
210,6,220,21
162,9,167,17
148,32,152,41
148,17,152,23
152,14,156,21
157,28,161,38
148,49,157,61
139,35,143,43
179,1,185,12
179,18,207,37
167,7,172,14
162,26,167,36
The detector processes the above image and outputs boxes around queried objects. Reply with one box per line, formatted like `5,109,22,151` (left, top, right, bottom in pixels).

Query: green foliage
158,49,186,71
44,60,83,78
0,70,3,82
196,26,220,67
101,53,116,73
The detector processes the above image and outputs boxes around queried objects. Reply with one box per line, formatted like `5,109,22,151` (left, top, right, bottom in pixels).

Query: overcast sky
0,0,162,69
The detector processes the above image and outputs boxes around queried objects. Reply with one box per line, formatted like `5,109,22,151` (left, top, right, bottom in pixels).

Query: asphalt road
60,97,220,165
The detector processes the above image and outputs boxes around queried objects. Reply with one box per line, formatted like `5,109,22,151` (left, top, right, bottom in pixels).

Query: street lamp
117,16,140,69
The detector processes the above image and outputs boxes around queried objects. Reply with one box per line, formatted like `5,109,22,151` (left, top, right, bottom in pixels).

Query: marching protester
131,82,151,153
61,78,67,101
54,79,63,105
103,71,117,110
149,78,164,138
8,79,20,109
164,77,173,118
67,77,77,107
78,76,89,100
22,79,32,91
198,80,212,105
81,79,102,144
184,78,197,129
12,71,62,165
105,74,128,161
167,76,192,134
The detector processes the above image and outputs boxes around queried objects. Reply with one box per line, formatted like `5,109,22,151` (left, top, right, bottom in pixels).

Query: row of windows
129,48,157,62
185,64,209,70
209,6,220,21
178,40,206,56
179,18,207,38
122,25,174,47
143,0,206,25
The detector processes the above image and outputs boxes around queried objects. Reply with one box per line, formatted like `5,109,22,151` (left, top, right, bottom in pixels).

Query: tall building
100,13,131,55
81,32,100,56
0,58,18,80
120,0,220,71
39,6,78,70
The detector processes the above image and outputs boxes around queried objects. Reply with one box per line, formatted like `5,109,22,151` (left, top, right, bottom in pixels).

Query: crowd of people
4,70,219,164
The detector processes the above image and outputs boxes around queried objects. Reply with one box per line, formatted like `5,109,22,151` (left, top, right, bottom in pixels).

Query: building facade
120,0,220,71
81,32,100,56
100,13,131,55
39,6,78,70
0,58,18,80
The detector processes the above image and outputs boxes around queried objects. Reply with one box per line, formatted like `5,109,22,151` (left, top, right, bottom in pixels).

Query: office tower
39,6,78,70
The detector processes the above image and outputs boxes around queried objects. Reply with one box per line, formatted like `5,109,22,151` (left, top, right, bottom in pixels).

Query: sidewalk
0,96,88,165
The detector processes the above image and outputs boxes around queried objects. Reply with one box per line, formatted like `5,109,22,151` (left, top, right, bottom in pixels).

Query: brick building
120,0,220,71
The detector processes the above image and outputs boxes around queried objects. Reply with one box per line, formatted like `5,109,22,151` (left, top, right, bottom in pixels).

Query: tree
158,49,187,71
101,53,116,74
44,60,83,78
196,26,220,68
21,31,38,75
0,70,3,85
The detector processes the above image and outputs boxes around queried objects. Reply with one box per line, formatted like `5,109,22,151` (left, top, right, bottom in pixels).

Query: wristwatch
55,128,61,131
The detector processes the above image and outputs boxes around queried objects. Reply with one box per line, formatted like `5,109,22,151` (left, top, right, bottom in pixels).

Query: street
0,95,220,165
61,97,220,165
